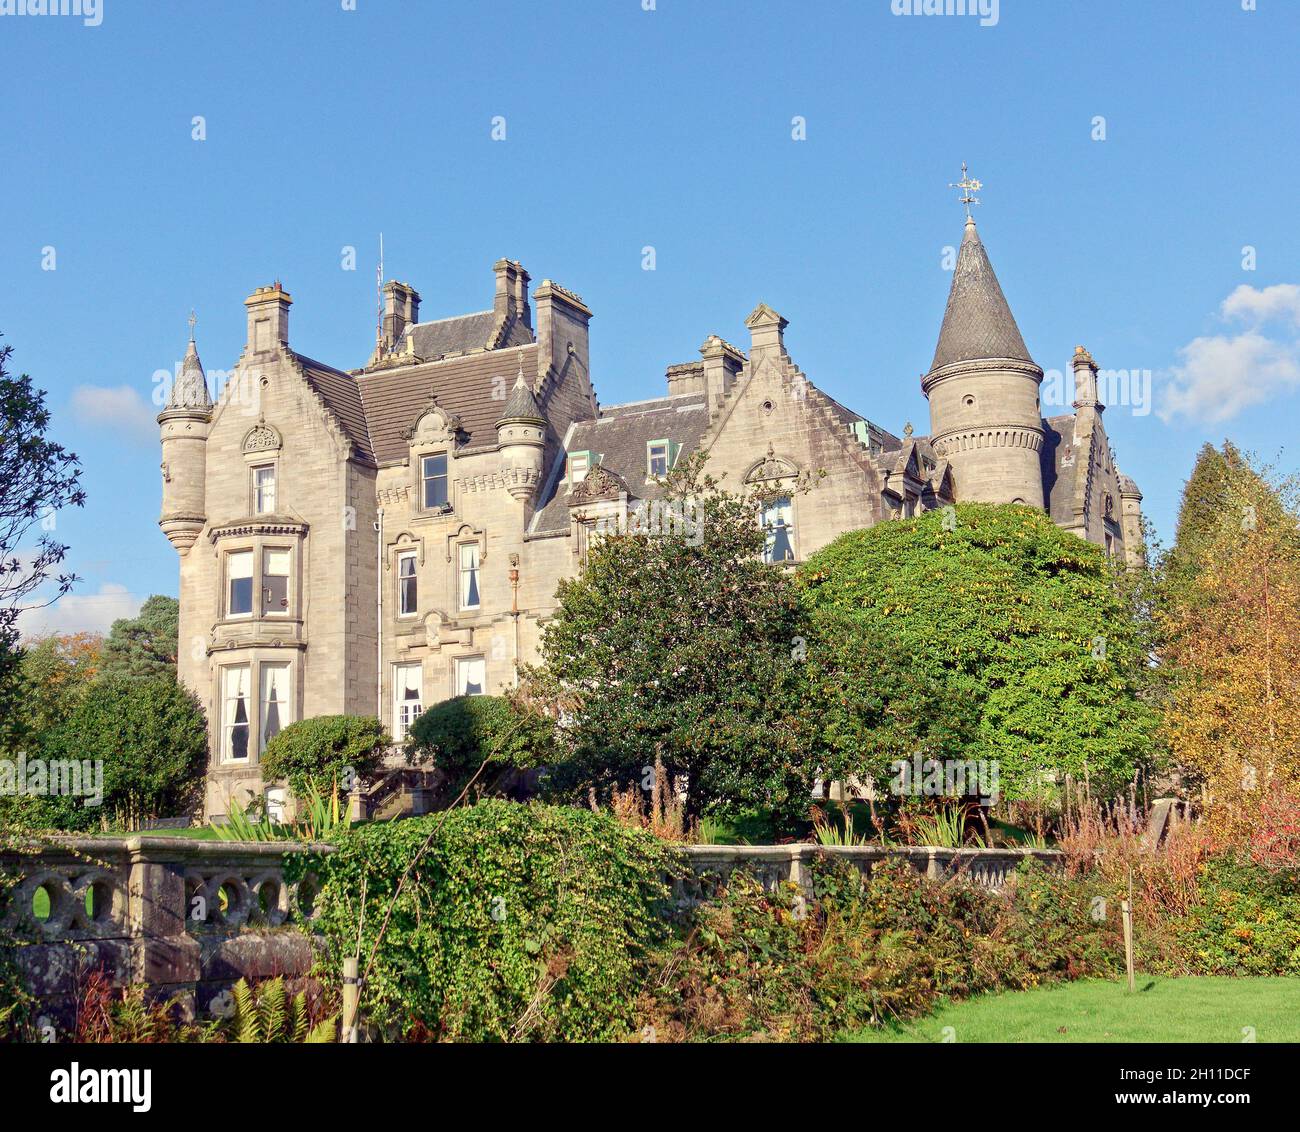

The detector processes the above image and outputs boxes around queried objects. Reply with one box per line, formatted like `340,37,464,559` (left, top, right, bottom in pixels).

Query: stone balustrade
2,835,1058,1027
0,836,333,1026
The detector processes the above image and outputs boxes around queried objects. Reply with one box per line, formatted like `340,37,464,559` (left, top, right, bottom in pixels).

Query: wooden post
1121,864,1135,993
342,957,359,1043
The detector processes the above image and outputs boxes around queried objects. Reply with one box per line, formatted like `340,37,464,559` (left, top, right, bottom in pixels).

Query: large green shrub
296,800,683,1041
1170,855,1300,976
799,503,1160,802
37,675,207,828
260,715,388,799
406,695,552,792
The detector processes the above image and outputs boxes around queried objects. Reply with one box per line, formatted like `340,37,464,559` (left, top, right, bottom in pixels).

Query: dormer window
422,454,449,510
567,451,591,485
252,465,276,514
647,439,676,478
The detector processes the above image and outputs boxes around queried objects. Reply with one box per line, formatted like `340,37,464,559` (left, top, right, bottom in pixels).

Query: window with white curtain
260,663,291,753
458,543,481,610
761,496,795,563
262,548,291,616
456,656,485,697
227,550,254,617
393,662,423,740
253,465,277,514
222,665,251,761
398,551,418,616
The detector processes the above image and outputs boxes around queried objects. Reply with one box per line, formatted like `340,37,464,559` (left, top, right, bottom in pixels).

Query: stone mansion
158,216,1144,818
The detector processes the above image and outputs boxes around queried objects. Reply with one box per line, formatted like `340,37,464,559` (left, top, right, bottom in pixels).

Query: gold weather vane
949,162,982,218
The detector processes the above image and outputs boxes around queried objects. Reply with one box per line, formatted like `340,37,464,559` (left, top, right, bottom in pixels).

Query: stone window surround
249,460,278,516
386,532,426,621
406,403,462,518
743,451,801,565
215,653,297,767
219,540,300,624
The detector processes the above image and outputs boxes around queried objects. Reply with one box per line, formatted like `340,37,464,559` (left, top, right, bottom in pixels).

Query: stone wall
2,837,1060,1028
0,836,329,1029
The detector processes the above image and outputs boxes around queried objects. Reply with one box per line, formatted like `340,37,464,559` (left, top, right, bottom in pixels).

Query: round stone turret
922,216,1045,508
157,329,212,553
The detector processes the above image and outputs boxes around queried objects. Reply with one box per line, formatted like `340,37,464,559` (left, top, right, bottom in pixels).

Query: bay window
259,663,291,753
262,548,290,616
227,551,254,617
222,665,251,761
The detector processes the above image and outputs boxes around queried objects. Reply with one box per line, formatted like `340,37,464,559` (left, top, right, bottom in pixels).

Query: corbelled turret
922,212,1045,508
495,359,546,503
158,318,212,553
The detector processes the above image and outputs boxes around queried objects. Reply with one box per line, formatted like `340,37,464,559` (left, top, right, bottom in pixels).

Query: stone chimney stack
383,281,421,350
1072,345,1102,412
244,282,292,356
699,335,746,411
493,259,531,326
744,303,788,362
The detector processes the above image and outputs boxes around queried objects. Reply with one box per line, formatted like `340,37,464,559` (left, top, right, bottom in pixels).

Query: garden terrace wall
676,844,1062,905
0,836,332,1027
2,837,1060,1026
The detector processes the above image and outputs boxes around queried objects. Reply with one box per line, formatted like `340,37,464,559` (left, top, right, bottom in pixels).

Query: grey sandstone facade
157,220,1143,819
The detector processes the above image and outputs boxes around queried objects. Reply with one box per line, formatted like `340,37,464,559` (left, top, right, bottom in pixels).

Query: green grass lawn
845,977,1300,1043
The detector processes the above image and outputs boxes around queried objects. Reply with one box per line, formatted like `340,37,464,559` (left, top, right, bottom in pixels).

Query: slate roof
355,343,539,464
530,391,711,534
405,311,532,359
294,353,374,464
931,218,1034,371
1041,413,1077,523
168,339,212,410
499,374,544,422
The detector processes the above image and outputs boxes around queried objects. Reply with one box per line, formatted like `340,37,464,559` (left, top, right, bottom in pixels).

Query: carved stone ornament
243,424,282,453
569,463,628,504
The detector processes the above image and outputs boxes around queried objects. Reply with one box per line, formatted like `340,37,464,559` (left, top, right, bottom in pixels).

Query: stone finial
745,303,788,357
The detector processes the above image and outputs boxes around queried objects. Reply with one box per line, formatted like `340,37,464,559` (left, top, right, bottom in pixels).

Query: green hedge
295,800,682,1041
261,715,388,799
406,695,553,790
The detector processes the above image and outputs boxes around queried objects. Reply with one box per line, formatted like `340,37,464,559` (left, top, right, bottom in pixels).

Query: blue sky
4,0,1298,635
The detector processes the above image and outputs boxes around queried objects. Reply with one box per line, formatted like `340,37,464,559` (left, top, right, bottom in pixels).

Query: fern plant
226,977,337,1043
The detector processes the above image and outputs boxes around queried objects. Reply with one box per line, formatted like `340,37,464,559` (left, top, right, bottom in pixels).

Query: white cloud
1158,285,1300,424
70,384,155,436
17,583,143,639
1220,283,1300,327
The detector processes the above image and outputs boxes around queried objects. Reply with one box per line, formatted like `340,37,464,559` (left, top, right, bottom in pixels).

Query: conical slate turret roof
930,217,1033,372
497,373,543,422
169,338,212,410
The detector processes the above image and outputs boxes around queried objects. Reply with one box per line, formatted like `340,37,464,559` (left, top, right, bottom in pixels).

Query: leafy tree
522,452,815,825
260,715,389,800
1158,446,1300,837
0,338,84,754
407,694,553,793
799,504,1160,803
41,675,208,829
13,631,102,739
99,594,178,682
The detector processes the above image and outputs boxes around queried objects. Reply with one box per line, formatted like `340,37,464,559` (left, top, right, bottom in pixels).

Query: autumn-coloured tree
1159,444,1300,839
